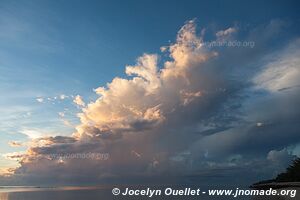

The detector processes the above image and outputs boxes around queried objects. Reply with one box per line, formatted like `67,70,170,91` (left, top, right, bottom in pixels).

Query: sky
0,0,300,186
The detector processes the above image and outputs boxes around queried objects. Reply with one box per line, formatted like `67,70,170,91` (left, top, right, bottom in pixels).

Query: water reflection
0,193,8,200
0,188,112,200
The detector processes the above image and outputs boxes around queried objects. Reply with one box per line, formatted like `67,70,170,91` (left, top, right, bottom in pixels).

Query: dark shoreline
250,182,300,190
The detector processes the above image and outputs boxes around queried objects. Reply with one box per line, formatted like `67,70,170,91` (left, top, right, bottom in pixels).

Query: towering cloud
75,20,218,141
2,20,300,186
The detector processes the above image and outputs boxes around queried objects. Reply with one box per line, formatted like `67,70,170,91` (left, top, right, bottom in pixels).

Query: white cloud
215,27,237,43
20,128,64,139
267,148,293,163
20,129,45,139
36,97,44,103
216,27,237,37
60,94,68,100
73,95,85,107
61,119,72,127
75,19,217,139
253,39,300,92
58,112,65,117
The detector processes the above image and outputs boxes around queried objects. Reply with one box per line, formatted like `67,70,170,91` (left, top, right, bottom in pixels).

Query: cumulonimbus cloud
2,19,300,185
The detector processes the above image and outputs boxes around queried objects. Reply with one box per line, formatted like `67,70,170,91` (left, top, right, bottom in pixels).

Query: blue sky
0,0,300,185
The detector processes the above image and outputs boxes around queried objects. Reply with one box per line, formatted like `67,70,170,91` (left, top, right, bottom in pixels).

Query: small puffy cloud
256,122,264,127
73,95,85,107
20,129,44,139
61,119,72,127
60,94,68,100
216,27,237,37
35,95,71,105
58,111,73,127
160,46,168,52
36,97,44,103
215,27,237,43
58,112,65,117
20,128,62,139
8,141,23,147
267,148,294,163
267,148,296,175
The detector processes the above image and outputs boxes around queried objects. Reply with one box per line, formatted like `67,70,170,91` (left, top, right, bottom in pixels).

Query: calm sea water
0,186,113,200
